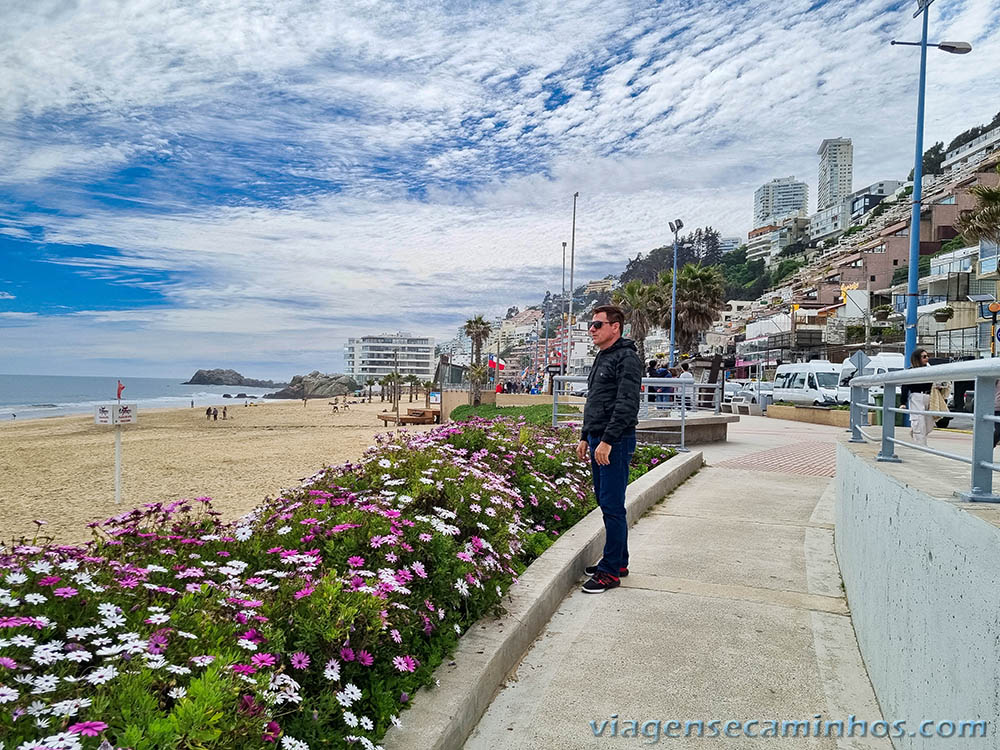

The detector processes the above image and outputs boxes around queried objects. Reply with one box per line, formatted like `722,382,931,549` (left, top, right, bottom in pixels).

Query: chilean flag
488,354,506,370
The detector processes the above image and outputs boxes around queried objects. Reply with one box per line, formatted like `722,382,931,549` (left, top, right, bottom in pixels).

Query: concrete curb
383,450,704,750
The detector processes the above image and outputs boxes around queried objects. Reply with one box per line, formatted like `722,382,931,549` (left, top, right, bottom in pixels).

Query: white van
773,361,841,406
836,353,905,404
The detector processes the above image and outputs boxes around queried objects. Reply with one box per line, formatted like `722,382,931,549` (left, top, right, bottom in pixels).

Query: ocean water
0,374,274,422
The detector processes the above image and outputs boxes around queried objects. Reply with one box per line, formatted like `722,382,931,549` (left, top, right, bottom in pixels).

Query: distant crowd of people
495,380,541,394
645,359,695,403
204,406,228,421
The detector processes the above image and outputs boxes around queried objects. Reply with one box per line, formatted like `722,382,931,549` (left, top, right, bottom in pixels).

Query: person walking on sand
576,305,642,594
901,348,933,446
206,406,212,420
212,407,218,421
222,406,227,420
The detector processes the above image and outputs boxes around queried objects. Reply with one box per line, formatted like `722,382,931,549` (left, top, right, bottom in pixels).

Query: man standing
576,305,642,593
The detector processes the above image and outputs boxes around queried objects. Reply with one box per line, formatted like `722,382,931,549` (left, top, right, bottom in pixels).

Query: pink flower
347,556,365,567
0,657,17,669
251,653,277,668
37,576,61,587
340,647,355,662
356,650,373,667
262,720,281,742
390,629,401,644
294,586,314,600
419,533,433,542
53,586,78,598
290,652,310,670
68,721,109,736
392,655,418,672
231,663,257,675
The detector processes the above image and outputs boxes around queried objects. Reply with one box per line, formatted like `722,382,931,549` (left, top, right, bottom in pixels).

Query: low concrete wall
636,414,739,445
835,444,1000,747
440,389,495,421
384,451,704,750
768,404,850,428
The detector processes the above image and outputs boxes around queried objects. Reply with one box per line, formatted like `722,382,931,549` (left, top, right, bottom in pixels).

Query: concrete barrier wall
835,444,1000,746
768,404,850,428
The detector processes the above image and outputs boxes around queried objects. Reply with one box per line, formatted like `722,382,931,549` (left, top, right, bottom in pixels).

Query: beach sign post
96,380,137,504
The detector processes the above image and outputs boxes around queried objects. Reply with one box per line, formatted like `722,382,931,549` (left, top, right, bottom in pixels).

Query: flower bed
0,418,673,750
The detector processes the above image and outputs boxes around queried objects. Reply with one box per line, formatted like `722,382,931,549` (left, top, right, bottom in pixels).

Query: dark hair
592,305,625,333
911,348,929,368
648,359,658,368
681,362,690,371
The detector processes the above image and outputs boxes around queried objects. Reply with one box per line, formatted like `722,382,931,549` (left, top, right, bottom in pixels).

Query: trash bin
873,392,905,426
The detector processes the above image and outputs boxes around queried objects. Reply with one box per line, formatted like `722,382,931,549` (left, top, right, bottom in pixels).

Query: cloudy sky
1,0,997,378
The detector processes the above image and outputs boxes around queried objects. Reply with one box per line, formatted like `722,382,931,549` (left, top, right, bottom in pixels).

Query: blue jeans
587,431,637,576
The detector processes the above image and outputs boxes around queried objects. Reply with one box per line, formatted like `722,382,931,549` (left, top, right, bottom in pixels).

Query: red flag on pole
117,380,125,399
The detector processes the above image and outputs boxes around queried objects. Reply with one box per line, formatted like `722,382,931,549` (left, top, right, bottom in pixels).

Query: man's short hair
681,362,690,371
592,305,626,333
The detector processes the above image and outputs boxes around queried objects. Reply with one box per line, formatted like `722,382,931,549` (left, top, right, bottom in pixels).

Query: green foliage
908,141,946,180
449,403,579,424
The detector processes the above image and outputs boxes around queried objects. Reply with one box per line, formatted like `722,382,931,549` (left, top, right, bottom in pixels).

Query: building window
870,275,876,282
893,259,899,266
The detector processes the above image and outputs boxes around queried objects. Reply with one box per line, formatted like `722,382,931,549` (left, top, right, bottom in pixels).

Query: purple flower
251,653,277,668
294,586,314,599
0,657,16,669
231,663,257,675
290,652,310,670
262,720,281,742
68,721,109,736
340,647,355,662
392,655,418,672
347,556,365,567
54,586,78,598
238,694,263,716
356,650,373,667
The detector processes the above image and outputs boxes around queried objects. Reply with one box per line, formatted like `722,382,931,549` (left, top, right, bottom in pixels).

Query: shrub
0,418,668,750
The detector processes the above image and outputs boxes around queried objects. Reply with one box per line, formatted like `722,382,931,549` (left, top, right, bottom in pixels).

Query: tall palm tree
612,279,661,365
958,165,1000,244
467,364,488,407
422,380,436,408
405,374,420,402
463,315,493,366
657,264,726,356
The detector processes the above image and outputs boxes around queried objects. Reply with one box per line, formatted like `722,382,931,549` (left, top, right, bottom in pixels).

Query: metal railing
552,375,722,451
848,358,1000,502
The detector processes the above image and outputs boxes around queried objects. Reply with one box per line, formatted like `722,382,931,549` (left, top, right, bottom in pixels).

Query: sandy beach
0,399,437,545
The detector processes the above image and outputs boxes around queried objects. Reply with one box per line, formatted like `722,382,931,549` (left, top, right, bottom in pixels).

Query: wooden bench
378,412,436,426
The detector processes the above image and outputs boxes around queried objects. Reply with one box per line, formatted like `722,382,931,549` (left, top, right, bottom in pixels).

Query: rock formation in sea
183,369,286,388
263,371,359,399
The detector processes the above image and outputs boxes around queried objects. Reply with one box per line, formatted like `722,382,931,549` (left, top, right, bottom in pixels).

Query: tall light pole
668,218,684,367
561,241,567,375
892,1,972,367
568,192,579,374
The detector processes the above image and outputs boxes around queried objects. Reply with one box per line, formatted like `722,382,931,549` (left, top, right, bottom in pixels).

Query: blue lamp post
668,218,684,367
893,0,972,367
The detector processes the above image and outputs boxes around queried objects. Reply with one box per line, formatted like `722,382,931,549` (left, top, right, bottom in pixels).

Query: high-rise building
753,177,808,228
719,236,744,254
817,138,853,211
343,332,435,383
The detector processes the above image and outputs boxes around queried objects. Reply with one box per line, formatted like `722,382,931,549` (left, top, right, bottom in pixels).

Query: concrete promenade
465,416,893,749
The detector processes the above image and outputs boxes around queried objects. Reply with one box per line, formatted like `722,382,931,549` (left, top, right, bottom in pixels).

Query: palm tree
405,374,420,402
657,264,726,356
612,279,661,364
378,375,389,402
467,364,488,407
463,315,493,366
422,380,436,408
958,165,1000,244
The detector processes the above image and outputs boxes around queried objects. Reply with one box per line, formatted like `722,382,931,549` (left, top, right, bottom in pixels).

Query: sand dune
0,399,437,545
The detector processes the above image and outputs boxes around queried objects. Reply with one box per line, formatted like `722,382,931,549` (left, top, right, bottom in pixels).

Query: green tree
405,374,420,402
611,279,661,365
908,141,945,180
463,315,493,366
467,363,488,407
657,264,726,355
958,165,1000,245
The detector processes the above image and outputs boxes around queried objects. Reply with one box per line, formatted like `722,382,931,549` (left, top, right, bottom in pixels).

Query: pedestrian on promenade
901,348,933,446
646,359,659,403
678,361,695,409
576,305,642,594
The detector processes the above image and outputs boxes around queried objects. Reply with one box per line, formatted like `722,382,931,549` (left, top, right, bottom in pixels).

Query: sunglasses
588,320,615,330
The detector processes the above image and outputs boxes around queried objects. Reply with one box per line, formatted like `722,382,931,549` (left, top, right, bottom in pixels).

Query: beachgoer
206,406,212,420
222,406,227,420
191,400,194,408
576,304,641,594
212,407,218,421
900,348,933,446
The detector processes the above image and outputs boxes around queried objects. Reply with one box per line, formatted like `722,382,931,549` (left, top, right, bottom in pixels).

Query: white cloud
0,291,16,299
1,0,998,373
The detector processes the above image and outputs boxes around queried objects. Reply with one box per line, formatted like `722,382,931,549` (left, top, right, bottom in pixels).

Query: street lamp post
561,241,567,375
668,218,684,367
893,1,972,367
568,192,579,375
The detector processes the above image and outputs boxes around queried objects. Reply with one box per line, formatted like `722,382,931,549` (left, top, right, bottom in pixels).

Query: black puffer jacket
580,337,642,443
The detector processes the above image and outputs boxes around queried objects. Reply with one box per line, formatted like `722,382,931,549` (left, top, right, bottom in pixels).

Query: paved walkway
464,416,892,749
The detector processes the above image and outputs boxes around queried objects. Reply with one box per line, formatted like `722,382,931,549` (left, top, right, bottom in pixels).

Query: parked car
836,353,905,404
736,381,774,404
722,381,745,404
773,361,841,406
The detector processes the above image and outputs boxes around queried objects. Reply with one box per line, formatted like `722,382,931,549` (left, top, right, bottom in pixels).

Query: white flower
71,572,93,586
454,579,470,597
84,665,118,685
101,613,125,629
234,526,253,541
144,655,167,670
34,716,51,728
190,655,215,666
50,697,90,716
147,605,166,613
11,635,36,647
64,650,92,663
280,737,310,750
335,689,355,708
453,624,462,634
343,682,362,701
176,630,197,639
166,664,191,675
343,711,359,727
360,716,374,730
145,613,170,625
378,458,392,468
390,715,402,727
277,526,291,535
31,674,59,694
97,603,118,618
27,700,49,716
237,639,258,651
28,561,53,575
65,627,91,640
39,733,81,750
323,658,340,681
168,687,186,699
145,564,168,573
57,560,80,571
4,572,27,585
0,685,18,703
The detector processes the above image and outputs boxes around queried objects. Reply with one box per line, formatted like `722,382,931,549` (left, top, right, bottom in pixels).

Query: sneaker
584,564,629,577
582,572,621,594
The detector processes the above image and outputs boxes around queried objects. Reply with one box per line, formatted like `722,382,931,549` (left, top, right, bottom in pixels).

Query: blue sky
1,0,998,378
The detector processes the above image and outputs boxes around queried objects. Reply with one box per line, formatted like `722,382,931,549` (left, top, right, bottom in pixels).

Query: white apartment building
942,125,1000,173
343,332,435,383
746,217,810,265
817,138,853,211
753,177,809,228
810,201,851,244
719,236,744,254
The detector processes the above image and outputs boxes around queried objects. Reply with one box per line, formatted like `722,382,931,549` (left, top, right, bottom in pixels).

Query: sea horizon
0,373,275,422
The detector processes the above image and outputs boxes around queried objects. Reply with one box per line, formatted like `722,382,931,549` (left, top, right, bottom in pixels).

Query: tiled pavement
714,440,837,477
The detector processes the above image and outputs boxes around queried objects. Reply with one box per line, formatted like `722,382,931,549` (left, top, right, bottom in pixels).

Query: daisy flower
68,720,109,736
323,658,340,681
290,652,310,670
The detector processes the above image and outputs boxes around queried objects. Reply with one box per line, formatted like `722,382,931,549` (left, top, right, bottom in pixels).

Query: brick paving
714,440,837,477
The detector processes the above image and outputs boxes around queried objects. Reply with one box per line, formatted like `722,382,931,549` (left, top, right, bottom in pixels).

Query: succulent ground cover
0,418,675,750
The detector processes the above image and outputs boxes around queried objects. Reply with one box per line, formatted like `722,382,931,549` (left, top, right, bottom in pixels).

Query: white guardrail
849,358,1000,502
552,375,722,451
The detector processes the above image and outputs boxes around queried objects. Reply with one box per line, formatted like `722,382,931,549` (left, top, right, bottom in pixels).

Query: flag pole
115,379,122,504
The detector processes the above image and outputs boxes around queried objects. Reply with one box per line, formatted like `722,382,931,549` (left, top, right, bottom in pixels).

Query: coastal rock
183,369,285,388
264,371,359,400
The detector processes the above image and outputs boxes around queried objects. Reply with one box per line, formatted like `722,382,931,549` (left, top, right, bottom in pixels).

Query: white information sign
95,405,113,424
115,403,138,424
